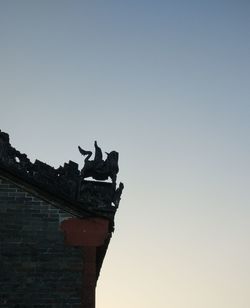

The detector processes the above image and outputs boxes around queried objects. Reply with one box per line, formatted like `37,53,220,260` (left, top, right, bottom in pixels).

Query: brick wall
0,176,83,308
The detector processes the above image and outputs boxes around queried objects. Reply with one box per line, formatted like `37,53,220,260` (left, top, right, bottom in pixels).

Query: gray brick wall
0,176,82,308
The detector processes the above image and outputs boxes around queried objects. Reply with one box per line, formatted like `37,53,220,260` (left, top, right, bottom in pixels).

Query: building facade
0,130,123,308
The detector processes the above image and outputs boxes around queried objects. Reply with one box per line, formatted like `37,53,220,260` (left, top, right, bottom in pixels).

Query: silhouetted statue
78,141,119,184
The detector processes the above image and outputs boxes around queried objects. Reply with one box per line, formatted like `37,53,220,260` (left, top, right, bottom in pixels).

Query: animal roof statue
78,141,119,184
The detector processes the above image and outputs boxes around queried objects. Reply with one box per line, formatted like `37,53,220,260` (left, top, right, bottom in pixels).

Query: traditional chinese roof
0,130,123,227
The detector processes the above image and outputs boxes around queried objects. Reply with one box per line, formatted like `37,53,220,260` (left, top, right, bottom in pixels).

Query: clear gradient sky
1,1,250,307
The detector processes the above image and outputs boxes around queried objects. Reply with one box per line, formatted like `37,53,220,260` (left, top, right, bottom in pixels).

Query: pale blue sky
1,1,250,307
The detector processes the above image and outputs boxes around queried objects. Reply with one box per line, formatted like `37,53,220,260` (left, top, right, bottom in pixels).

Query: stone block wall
0,176,82,308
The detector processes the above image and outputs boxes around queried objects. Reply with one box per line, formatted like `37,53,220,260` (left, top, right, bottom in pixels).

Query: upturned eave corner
0,130,124,225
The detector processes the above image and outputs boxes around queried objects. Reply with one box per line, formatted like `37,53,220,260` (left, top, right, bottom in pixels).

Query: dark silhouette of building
0,130,123,308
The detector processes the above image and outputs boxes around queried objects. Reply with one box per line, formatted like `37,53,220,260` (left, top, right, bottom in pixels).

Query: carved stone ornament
0,130,124,217
78,141,119,183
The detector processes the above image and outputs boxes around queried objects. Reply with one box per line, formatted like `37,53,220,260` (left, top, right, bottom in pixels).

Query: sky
1,1,250,307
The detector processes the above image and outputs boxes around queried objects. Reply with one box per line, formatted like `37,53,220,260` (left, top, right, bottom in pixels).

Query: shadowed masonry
0,130,124,308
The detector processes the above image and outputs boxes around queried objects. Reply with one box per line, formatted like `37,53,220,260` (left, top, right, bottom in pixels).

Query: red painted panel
61,218,109,247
